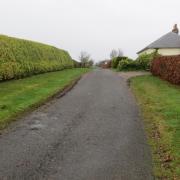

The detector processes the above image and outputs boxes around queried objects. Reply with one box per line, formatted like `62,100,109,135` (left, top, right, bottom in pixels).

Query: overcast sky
0,0,180,61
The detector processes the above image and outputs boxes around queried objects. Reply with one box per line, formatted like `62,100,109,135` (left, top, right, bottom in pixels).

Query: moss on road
0,68,90,129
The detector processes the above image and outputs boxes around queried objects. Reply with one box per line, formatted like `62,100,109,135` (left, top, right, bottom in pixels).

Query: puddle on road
29,120,45,130
30,124,45,130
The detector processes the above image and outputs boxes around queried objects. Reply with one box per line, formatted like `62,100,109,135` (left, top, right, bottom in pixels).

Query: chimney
172,24,179,34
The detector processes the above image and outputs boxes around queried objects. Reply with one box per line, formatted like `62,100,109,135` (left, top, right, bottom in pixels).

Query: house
137,24,180,56
98,60,111,68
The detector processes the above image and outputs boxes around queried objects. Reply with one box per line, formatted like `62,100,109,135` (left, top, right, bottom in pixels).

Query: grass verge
0,68,90,130
130,75,180,179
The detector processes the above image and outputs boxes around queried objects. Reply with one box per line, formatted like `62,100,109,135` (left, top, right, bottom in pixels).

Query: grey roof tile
137,32,180,54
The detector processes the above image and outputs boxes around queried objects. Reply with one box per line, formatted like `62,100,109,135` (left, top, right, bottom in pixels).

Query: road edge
0,72,89,133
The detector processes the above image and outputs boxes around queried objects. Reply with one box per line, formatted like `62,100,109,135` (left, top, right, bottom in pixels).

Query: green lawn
0,68,90,129
131,75,180,179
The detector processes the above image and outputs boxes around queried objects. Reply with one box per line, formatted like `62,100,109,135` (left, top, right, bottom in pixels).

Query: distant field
131,75,180,179
0,68,90,129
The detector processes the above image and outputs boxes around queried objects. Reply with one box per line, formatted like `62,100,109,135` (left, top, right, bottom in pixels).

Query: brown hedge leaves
151,55,180,85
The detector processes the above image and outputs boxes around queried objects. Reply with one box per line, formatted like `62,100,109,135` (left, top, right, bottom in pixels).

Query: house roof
137,31,180,54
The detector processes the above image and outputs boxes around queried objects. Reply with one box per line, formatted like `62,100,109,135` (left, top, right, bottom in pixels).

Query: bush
136,53,156,70
117,58,137,71
112,56,127,69
0,35,74,81
116,52,157,72
73,60,81,68
151,55,180,85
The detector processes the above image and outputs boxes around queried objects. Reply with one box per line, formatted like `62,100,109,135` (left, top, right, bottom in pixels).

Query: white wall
139,48,180,56
158,48,180,56
139,49,155,55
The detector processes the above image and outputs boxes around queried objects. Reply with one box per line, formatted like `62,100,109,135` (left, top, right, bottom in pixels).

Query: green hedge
0,35,74,81
117,58,137,71
117,53,157,71
135,53,156,70
112,56,127,68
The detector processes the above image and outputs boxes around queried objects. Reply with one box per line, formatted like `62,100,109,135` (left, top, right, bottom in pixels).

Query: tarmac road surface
0,69,153,180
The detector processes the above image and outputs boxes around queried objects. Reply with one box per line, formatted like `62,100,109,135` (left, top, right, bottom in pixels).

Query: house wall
158,48,180,56
139,48,180,56
139,49,156,55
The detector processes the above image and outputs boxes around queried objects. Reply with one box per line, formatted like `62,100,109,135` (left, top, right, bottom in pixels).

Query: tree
88,59,94,67
79,51,91,64
117,48,123,57
110,49,118,59
110,49,123,59
79,51,93,67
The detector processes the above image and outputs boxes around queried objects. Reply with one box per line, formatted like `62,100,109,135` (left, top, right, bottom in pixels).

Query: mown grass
0,68,90,130
131,75,180,179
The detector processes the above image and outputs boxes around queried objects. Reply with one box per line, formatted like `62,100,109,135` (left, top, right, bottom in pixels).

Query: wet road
0,69,153,180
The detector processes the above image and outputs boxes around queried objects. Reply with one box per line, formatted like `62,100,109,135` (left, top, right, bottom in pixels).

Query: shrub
0,35,74,81
116,52,157,72
112,56,127,69
136,52,157,70
73,60,81,68
117,58,137,71
151,55,180,85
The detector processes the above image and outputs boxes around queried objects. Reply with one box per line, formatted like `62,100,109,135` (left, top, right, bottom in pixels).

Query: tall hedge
0,35,74,81
151,55,180,85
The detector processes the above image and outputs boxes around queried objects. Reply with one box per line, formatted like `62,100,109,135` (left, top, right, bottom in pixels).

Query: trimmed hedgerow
72,59,81,68
151,55,180,85
0,35,74,81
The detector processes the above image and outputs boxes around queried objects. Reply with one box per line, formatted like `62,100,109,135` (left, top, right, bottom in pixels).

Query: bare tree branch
110,49,123,59
79,51,91,63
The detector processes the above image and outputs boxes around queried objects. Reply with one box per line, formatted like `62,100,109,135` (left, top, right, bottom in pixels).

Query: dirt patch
118,71,150,80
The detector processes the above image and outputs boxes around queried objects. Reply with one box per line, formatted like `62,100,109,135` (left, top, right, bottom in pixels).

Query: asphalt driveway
0,69,153,180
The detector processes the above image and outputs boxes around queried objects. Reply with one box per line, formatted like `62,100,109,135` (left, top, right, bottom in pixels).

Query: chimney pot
172,24,179,34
